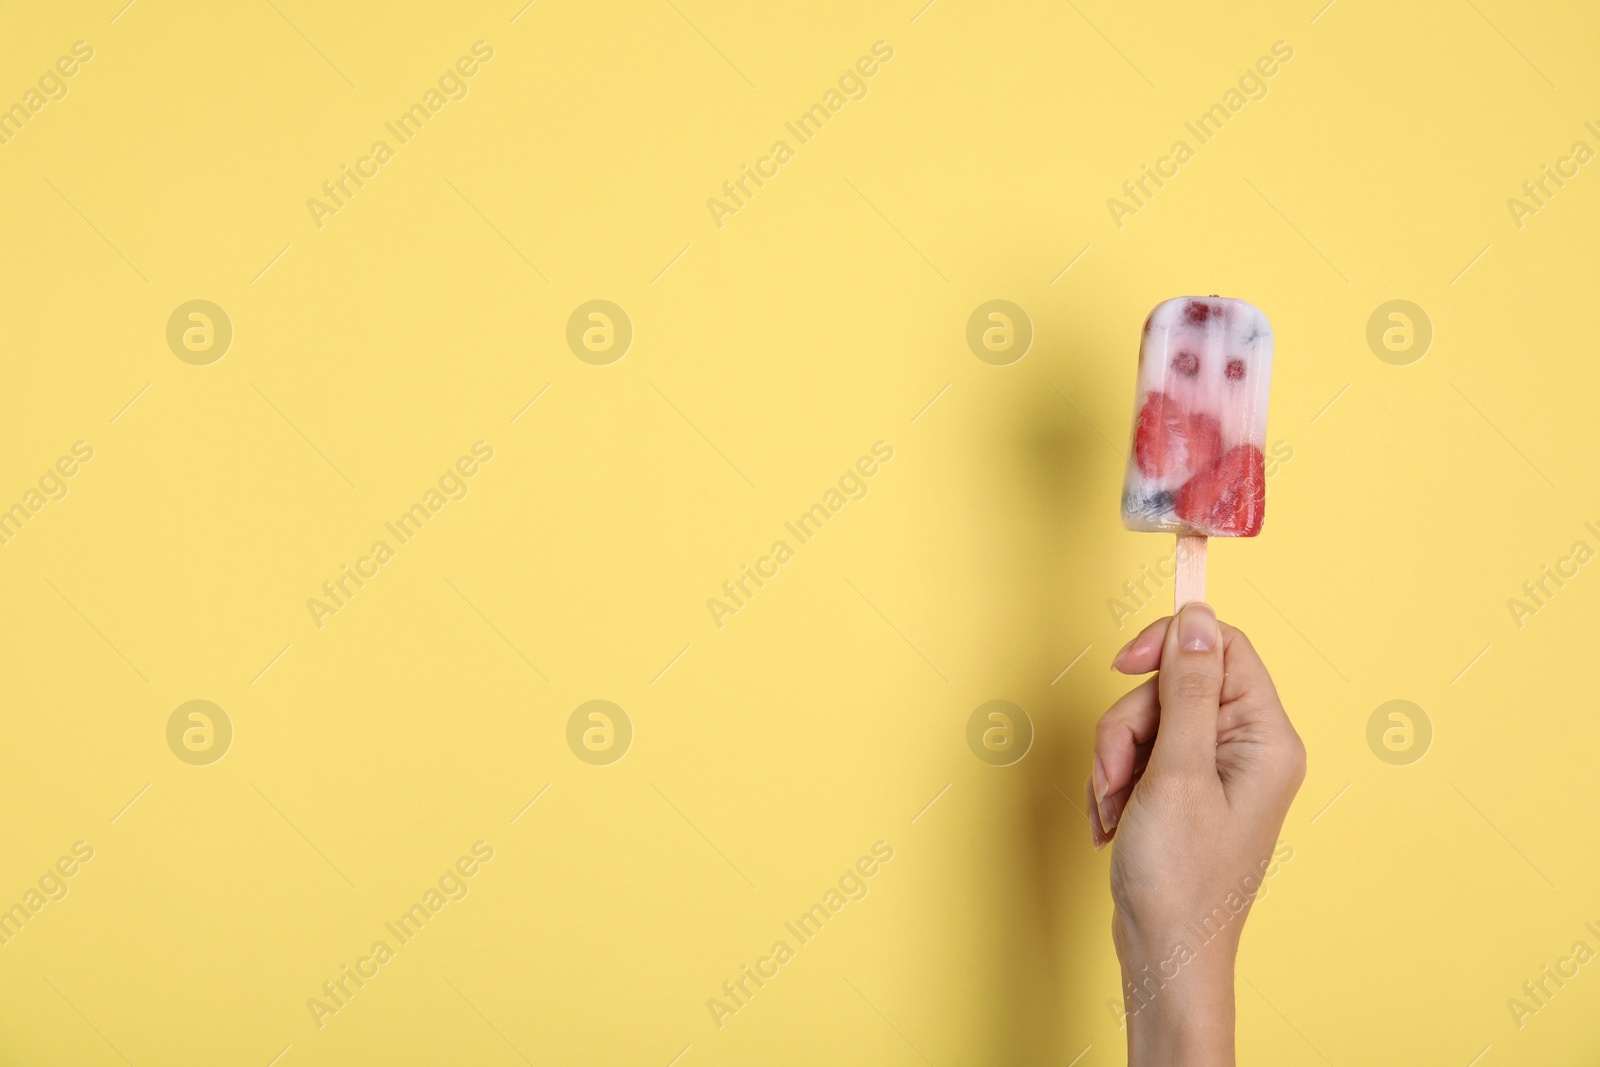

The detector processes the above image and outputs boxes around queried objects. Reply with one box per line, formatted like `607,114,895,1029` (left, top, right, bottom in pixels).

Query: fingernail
1101,798,1118,832
1178,602,1219,652
1093,757,1109,805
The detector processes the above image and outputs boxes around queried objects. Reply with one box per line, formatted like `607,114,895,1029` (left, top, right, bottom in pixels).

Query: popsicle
1120,296,1273,609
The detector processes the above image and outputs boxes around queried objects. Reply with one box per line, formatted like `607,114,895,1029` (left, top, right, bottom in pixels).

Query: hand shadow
978,365,1126,1064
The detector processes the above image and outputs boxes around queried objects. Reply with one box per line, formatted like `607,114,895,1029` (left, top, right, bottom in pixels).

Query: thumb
1150,602,1224,778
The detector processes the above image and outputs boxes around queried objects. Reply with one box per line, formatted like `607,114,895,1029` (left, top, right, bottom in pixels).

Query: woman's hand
1087,602,1306,1066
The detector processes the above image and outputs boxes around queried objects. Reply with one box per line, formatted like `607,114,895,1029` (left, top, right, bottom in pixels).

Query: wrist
1116,922,1236,1067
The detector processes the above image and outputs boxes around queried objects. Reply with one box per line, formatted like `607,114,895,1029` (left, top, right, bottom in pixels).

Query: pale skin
1087,602,1306,1067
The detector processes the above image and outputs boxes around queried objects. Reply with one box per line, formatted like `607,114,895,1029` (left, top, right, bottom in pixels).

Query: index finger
1110,616,1171,674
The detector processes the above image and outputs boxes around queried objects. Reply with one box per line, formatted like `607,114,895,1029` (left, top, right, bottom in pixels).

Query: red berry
1134,394,1182,477
1225,359,1246,380
1187,414,1222,471
1184,301,1213,325
1134,393,1221,478
1176,445,1265,536
1173,351,1200,377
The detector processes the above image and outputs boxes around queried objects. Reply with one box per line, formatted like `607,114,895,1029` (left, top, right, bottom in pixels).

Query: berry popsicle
1121,296,1273,609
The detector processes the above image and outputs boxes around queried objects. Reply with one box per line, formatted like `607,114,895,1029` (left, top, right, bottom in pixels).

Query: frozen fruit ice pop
1121,296,1273,537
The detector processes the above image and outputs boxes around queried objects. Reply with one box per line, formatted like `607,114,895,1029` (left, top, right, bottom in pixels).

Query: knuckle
1169,668,1220,705
1092,714,1120,751
1284,731,1308,787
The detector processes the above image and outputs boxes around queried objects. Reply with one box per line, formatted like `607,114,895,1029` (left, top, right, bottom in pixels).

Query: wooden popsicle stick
1174,534,1207,611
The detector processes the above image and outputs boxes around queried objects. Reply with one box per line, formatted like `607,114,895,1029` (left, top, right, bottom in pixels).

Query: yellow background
1,0,1596,1063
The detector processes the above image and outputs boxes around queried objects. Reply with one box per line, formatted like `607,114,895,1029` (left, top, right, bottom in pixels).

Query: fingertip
1113,616,1174,674
1085,776,1108,849
1114,651,1158,675
1176,602,1220,652
1100,790,1121,833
